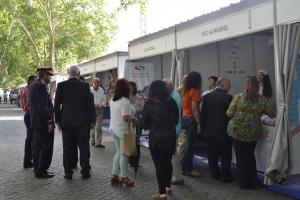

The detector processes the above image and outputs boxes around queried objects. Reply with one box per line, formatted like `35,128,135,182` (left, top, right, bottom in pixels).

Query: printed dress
226,93,275,142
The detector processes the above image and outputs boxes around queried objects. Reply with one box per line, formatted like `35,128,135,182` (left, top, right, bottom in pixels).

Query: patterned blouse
226,93,275,142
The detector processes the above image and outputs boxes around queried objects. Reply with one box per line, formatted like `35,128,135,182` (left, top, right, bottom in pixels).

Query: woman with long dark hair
109,79,135,187
128,81,144,169
256,70,272,99
142,80,179,200
180,71,202,177
227,76,275,189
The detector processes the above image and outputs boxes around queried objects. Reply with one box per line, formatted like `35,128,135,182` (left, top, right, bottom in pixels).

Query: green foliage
0,0,147,89
119,0,148,13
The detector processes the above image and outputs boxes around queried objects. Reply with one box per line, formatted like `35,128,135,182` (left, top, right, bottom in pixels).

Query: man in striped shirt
22,75,37,169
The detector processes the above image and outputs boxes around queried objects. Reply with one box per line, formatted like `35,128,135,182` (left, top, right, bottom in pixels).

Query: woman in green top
227,76,275,189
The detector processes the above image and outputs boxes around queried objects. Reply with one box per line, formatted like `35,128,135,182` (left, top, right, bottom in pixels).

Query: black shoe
82,173,91,179
91,142,95,146
221,177,234,183
212,175,221,181
95,144,105,148
46,170,54,175
23,163,34,169
64,174,73,180
171,179,184,185
36,172,54,179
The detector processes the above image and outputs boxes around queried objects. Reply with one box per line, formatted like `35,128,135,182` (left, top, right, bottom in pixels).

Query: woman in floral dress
227,76,275,189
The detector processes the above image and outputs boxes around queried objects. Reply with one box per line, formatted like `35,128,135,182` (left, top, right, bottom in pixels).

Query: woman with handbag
227,76,275,189
142,80,179,200
109,79,136,187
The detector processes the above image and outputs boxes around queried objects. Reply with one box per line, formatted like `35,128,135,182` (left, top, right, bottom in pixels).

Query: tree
0,0,147,89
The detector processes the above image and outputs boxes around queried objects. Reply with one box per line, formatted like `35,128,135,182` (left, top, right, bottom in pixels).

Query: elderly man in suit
54,65,96,180
201,77,233,183
29,67,55,178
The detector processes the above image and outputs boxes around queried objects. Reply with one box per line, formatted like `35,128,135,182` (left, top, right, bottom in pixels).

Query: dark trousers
181,116,197,172
207,137,232,180
32,128,54,176
62,126,90,175
233,139,257,189
63,143,78,169
150,149,173,194
23,112,33,167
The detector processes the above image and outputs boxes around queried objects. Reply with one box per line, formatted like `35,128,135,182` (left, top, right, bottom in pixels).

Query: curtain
264,23,300,184
170,49,188,88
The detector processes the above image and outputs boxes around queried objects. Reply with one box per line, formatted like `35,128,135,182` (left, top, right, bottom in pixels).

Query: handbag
121,119,137,157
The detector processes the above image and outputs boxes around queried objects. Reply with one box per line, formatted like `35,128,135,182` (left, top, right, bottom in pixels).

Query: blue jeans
181,116,197,172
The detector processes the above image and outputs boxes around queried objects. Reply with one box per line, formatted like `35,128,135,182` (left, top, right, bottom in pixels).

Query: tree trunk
49,30,56,69
15,17,43,68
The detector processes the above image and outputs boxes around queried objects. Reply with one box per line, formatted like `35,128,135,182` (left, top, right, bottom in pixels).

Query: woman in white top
109,79,136,187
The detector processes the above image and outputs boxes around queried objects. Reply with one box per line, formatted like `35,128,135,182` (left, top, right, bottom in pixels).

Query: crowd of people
20,64,275,200
0,90,21,105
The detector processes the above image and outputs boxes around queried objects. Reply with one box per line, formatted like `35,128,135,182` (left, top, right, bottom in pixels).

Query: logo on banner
134,65,145,71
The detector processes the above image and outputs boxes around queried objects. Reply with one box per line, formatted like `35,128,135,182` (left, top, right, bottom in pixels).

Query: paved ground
0,103,290,200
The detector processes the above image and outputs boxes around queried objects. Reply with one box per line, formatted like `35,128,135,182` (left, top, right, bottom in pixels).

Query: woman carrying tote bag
109,79,136,187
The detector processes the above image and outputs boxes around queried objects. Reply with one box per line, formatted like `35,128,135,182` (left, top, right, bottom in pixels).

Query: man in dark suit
29,67,55,178
201,77,233,182
54,65,96,180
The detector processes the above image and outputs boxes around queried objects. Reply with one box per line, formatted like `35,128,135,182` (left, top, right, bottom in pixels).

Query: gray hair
162,78,174,92
162,78,172,84
216,77,230,88
68,65,81,77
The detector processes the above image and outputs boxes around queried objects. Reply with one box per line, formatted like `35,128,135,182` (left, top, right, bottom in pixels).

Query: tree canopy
0,0,147,89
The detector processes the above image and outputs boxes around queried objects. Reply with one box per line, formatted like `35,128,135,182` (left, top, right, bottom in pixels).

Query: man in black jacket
201,77,233,182
29,67,55,178
54,65,96,180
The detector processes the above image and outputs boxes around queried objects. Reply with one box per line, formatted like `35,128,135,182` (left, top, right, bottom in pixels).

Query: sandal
166,187,172,195
111,175,119,186
184,169,201,177
119,177,134,187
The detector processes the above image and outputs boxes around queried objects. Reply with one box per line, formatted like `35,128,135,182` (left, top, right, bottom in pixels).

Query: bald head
162,78,173,93
216,77,231,93
68,65,81,77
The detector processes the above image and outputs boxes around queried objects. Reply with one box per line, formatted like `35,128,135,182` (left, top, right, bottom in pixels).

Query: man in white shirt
90,78,106,148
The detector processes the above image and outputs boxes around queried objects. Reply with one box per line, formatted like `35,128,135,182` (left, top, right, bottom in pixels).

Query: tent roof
129,0,271,46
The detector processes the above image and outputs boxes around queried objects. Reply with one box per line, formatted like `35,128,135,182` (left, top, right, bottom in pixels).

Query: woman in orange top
181,71,202,177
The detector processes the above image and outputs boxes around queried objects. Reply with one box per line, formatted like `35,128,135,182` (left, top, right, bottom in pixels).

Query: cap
36,67,54,76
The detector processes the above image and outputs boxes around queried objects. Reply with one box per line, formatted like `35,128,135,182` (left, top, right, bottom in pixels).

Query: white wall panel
95,57,117,72
80,62,94,75
177,12,250,49
277,0,300,25
129,33,175,60
188,43,219,92
251,2,273,31
219,35,255,96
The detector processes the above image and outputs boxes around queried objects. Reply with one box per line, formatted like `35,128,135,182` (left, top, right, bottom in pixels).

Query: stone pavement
0,103,290,200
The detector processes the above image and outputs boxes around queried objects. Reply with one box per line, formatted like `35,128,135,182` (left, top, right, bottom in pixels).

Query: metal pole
273,0,280,110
